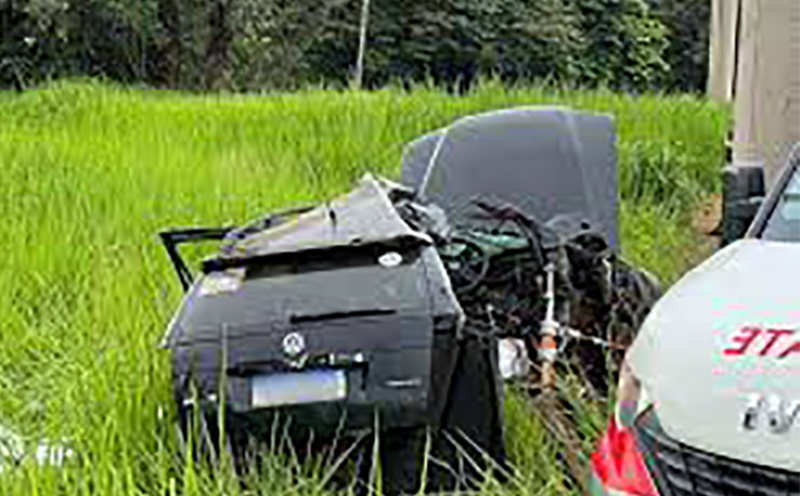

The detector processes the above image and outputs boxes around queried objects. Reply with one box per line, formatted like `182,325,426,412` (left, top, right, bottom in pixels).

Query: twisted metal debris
428,198,660,393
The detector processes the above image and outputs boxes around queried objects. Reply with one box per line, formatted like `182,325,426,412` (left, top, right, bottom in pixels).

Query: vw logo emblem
282,332,305,357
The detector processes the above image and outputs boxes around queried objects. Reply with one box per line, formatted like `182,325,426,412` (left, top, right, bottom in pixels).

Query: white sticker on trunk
198,268,245,296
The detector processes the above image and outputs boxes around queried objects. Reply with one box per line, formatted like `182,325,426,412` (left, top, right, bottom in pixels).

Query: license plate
251,370,347,408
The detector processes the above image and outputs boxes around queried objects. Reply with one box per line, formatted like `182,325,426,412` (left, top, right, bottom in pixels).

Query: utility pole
732,0,800,188
707,0,739,102
354,0,372,90
709,0,800,189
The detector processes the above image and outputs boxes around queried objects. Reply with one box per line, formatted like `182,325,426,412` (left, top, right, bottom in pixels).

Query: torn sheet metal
219,175,431,260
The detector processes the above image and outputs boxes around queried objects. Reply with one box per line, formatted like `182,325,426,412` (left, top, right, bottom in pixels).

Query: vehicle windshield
761,167,800,241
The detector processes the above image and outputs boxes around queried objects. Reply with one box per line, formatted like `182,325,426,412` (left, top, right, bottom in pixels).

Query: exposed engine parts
393,186,661,393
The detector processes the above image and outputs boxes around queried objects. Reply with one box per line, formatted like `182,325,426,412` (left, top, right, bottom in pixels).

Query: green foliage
653,0,712,92
1,0,685,92
0,81,727,494
487,0,585,84
576,0,670,91
302,0,668,91
229,0,341,90
0,0,159,86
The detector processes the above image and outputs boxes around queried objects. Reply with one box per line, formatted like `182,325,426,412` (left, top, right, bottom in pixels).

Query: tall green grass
0,80,728,495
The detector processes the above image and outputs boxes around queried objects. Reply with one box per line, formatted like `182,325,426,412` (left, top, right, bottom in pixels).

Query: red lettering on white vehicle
760,329,795,356
723,327,799,358
779,341,800,359
723,327,762,356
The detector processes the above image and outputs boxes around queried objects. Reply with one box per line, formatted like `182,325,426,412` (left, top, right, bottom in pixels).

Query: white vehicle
590,146,800,494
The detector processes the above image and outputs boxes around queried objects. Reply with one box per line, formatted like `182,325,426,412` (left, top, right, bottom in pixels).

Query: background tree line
0,0,710,92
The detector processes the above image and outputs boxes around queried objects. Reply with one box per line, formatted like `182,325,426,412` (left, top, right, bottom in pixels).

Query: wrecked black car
159,107,659,493
160,176,505,493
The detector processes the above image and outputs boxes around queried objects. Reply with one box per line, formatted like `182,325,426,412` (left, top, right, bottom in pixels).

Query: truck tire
721,164,765,246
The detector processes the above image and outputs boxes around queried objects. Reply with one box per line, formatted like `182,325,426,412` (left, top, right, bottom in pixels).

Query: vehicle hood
628,239,800,472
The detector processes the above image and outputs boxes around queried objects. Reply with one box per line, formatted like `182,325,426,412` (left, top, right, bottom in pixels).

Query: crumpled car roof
220,175,430,259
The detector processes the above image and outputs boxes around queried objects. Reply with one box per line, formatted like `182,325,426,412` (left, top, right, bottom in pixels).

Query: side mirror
720,163,765,246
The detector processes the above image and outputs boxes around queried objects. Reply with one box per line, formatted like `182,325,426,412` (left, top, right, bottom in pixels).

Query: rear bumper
184,391,431,439
228,402,428,438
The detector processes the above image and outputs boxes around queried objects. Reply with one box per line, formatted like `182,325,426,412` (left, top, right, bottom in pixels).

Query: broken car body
160,107,659,492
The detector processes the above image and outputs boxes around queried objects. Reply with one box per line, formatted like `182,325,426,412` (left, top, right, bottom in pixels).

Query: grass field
0,80,728,495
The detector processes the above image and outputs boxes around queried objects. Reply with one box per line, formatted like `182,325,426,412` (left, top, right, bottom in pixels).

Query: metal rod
535,261,588,492
539,263,559,391
354,0,372,89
